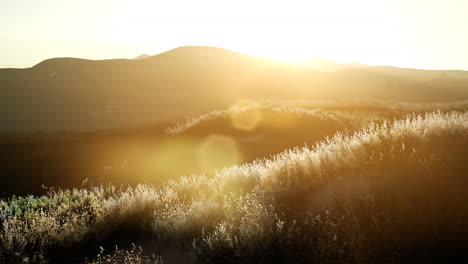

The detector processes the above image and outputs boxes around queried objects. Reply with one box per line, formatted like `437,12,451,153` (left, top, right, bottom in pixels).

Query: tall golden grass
1,107,467,263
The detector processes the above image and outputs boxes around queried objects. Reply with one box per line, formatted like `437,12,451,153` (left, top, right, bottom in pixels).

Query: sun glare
102,0,406,66
2,0,468,69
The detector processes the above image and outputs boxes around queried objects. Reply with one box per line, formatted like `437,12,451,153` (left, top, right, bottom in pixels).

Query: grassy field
1,100,468,263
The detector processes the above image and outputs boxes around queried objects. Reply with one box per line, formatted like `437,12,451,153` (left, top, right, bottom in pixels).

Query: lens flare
197,134,243,171
150,137,201,178
230,101,263,131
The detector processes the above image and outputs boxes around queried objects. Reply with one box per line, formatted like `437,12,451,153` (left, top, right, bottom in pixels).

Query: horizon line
2,45,468,72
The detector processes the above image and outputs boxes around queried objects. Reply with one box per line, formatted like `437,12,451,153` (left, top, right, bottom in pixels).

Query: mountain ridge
1,46,468,132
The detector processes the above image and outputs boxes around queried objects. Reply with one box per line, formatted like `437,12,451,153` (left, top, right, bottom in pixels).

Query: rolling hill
1,108,467,263
1,46,468,132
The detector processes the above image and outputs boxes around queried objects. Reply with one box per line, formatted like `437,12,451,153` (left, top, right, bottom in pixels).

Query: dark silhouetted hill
1,46,468,132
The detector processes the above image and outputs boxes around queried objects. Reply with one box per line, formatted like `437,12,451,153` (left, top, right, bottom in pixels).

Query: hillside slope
1,111,467,263
1,100,466,197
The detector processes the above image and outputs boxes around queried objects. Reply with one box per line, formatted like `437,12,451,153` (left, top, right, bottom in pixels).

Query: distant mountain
362,65,468,82
133,54,151,60
299,58,468,80
300,57,366,72
1,46,468,132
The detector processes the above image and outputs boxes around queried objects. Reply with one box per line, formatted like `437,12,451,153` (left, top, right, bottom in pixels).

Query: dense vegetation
2,100,466,197
0,101,467,263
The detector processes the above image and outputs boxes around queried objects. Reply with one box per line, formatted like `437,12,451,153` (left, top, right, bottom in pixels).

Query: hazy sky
1,0,468,69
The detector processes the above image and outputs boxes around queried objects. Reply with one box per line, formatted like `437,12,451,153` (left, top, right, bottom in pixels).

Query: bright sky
1,0,468,70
